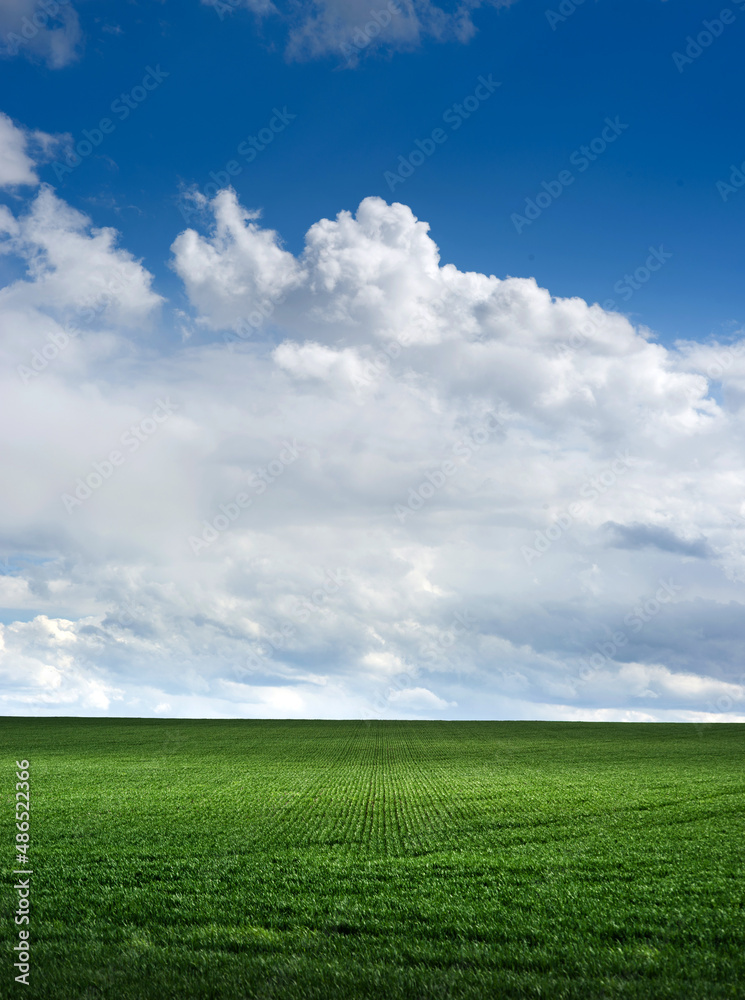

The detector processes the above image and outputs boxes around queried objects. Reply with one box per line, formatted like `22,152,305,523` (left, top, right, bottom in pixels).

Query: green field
1,719,743,999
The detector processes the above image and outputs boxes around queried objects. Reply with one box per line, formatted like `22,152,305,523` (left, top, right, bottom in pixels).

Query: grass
0,719,743,999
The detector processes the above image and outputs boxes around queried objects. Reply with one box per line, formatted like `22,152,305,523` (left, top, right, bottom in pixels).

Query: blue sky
3,0,744,343
1,0,745,721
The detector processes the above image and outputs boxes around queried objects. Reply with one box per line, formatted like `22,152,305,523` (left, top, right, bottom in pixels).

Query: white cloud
0,0,82,69
1,184,164,326
3,181,745,719
170,190,304,329
202,0,516,63
0,616,124,711
387,686,455,709
0,112,60,188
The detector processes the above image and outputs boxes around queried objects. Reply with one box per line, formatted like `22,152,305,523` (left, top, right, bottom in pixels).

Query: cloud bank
2,122,745,721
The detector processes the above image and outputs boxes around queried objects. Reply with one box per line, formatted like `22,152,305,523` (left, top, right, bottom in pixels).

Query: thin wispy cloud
0,0,82,69
202,0,517,62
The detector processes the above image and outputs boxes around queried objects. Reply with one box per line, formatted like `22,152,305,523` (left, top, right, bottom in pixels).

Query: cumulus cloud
0,112,65,189
0,616,123,711
171,191,304,329
2,180,745,720
0,0,82,69
0,185,164,342
0,113,39,188
202,0,515,63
